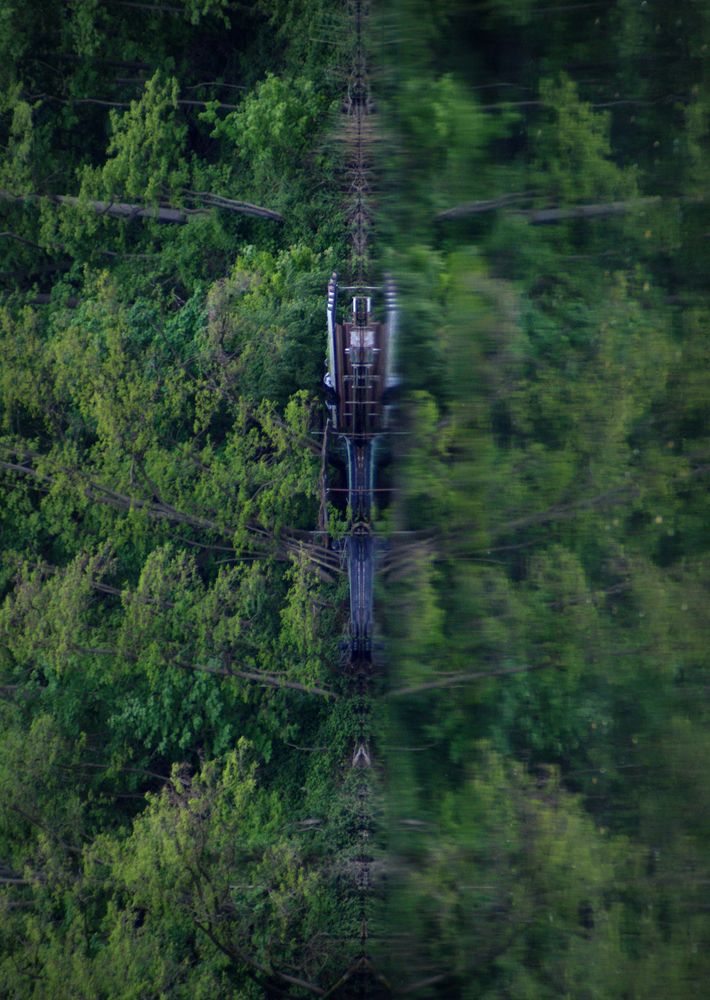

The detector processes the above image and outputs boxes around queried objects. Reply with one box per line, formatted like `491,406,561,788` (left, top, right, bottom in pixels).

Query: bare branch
192,918,326,996
176,659,338,699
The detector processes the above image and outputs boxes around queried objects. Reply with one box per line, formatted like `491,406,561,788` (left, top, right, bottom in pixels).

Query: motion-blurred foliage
378,0,710,993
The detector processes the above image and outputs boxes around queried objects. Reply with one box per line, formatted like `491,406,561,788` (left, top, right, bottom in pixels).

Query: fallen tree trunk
0,190,284,224
519,196,662,223
436,194,685,223
435,192,534,219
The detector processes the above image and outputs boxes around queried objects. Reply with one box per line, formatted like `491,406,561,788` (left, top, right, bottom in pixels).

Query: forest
1,0,709,997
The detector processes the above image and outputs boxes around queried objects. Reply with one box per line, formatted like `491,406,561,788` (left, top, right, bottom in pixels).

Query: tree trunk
520,197,662,223
0,190,284,224
436,194,709,223
435,192,536,220
26,92,240,111
104,1,184,13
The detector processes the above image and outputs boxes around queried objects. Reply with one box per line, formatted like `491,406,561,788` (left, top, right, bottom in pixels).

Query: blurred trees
379,0,710,993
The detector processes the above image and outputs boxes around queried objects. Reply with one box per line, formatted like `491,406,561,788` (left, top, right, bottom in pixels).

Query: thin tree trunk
23,634,336,699
186,190,284,220
26,92,240,111
104,1,184,13
76,761,168,782
0,230,52,251
7,802,84,857
478,96,683,112
37,54,151,70
318,418,331,535
1,228,159,260
496,483,634,533
397,975,451,995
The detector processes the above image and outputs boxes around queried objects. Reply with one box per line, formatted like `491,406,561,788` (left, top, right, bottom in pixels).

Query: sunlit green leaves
80,72,189,206
531,74,639,204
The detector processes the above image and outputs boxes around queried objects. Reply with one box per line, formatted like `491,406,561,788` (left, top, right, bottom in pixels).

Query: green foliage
68,0,103,57
0,2,354,981
0,745,355,997
2,0,710,991
531,75,639,203
0,97,36,194
382,749,664,995
105,745,350,983
180,0,231,25
202,72,339,237
223,74,323,186
80,72,189,205
199,243,336,405
382,74,519,234
381,0,710,991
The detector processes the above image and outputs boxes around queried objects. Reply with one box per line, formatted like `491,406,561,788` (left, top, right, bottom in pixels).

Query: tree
530,74,639,205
